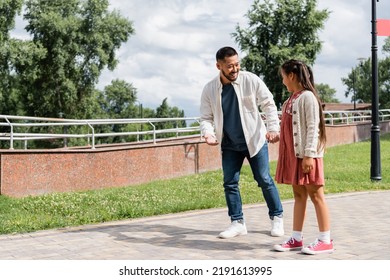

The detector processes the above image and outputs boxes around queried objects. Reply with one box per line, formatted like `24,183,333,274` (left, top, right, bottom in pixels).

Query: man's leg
248,143,284,236
218,149,247,238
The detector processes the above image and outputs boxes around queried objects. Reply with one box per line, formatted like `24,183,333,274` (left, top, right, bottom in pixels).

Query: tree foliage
12,0,135,118
99,79,138,119
155,98,186,138
232,0,329,107
316,83,339,103
0,0,193,149
342,37,390,109
0,0,23,41
0,0,24,114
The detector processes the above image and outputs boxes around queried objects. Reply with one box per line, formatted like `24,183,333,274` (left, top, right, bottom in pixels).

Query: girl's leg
292,184,308,231
306,185,330,232
301,185,334,254
273,185,307,252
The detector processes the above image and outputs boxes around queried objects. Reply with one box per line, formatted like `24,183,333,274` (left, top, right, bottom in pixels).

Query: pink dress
275,92,325,186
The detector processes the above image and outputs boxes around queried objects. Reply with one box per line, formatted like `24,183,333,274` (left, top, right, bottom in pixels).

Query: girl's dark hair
216,46,238,61
281,59,326,150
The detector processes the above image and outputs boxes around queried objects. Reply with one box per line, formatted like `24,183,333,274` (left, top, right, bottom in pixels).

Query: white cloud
98,0,254,116
100,0,390,116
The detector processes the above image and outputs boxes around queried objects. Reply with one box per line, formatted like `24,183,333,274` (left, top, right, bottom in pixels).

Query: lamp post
370,0,381,181
353,69,356,110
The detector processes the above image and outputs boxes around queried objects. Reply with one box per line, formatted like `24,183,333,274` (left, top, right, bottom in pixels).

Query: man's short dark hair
216,46,238,61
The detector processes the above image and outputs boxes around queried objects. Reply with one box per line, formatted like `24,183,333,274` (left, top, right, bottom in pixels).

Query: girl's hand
302,157,314,173
266,132,280,143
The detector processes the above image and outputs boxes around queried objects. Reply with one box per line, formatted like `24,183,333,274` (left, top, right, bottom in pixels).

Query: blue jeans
221,143,283,221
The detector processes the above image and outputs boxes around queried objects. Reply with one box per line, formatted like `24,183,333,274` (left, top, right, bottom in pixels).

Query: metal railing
0,115,201,150
1,109,389,150
324,109,390,125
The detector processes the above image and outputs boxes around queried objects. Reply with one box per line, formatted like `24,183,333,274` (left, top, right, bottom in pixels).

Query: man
200,46,284,239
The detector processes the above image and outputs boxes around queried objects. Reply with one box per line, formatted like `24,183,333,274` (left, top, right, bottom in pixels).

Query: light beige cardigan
289,90,324,158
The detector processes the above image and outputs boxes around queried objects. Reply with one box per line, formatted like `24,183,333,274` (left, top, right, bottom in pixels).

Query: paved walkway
0,191,389,260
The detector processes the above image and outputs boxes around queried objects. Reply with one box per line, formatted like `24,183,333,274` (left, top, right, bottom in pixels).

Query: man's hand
204,134,219,146
266,132,280,143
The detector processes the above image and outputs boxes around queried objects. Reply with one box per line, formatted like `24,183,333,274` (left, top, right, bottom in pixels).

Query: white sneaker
270,216,284,237
218,220,247,239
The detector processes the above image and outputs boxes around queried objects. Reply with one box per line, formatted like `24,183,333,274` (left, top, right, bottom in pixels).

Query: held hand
302,157,314,173
266,132,280,143
204,134,219,146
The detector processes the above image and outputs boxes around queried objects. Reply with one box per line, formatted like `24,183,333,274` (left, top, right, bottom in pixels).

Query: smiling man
200,46,284,239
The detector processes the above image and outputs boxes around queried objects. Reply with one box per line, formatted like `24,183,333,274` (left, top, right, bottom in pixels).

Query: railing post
10,126,14,150
148,121,156,144
86,122,95,149
4,117,14,150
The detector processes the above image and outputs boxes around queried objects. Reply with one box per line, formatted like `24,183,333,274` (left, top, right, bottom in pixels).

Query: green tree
0,0,24,115
15,0,134,118
101,79,138,119
232,0,329,108
342,58,372,106
98,79,140,142
155,98,186,138
316,83,339,103
0,0,23,40
378,39,390,109
342,38,390,109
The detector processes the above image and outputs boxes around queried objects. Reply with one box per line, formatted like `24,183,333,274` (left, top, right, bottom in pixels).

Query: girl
273,59,334,254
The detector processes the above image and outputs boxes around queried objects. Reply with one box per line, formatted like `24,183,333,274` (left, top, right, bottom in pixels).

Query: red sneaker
301,239,334,255
273,237,303,252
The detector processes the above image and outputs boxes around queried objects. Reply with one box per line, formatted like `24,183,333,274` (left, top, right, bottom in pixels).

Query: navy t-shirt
221,83,247,151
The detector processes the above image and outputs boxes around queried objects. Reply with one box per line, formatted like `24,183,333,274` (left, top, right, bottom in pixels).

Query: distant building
323,103,372,111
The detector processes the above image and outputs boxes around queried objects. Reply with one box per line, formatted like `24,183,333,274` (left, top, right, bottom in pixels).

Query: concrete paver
0,191,389,260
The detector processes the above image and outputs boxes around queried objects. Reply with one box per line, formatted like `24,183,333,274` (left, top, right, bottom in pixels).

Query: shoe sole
218,231,247,239
301,248,334,255
273,246,302,252
271,231,285,237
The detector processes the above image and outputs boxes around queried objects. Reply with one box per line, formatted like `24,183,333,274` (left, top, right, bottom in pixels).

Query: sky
12,0,390,118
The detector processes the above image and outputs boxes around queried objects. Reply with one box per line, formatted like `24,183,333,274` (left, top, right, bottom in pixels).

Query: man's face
217,55,240,84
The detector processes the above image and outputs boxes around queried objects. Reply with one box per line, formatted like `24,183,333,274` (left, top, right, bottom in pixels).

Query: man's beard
221,69,238,82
